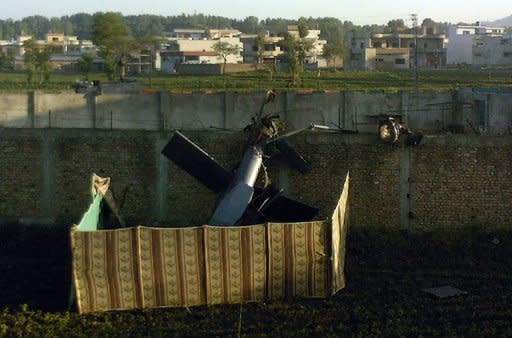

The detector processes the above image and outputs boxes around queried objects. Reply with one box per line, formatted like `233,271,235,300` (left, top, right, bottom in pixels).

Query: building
287,25,328,67
346,23,447,70
240,32,285,64
447,23,510,65
159,36,243,73
45,32,83,54
208,29,242,39
375,48,410,70
162,29,208,40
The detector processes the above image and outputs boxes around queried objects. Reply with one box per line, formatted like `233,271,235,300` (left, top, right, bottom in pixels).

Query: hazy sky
2,0,510,25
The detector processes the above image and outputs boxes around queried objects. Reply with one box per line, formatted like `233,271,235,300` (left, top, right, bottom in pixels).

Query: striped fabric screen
139,226,206,308
71,168,350,314
266,221,329,299
331,172,350,294
70,227,143,313
205,225,267,304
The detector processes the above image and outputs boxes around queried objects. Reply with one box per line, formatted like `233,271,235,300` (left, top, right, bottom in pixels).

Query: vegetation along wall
1,128,511,229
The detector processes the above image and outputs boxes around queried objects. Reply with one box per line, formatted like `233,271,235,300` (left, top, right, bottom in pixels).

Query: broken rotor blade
275,139,311,174
260,195,319,222
161,131,233,194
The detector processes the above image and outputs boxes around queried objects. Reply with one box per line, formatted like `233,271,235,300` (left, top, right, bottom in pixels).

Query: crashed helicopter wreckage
161,90,356,226
69,91,352,313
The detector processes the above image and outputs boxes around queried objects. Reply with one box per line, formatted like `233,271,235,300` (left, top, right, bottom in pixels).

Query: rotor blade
261,195,319,222
161,131,232,194
275,139,311,174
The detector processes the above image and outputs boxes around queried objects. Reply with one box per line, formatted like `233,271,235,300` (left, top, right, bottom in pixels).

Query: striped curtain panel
139,226,206,308
331,172,350,294
70,227,143,313
205,225,266,305
266,221,329,299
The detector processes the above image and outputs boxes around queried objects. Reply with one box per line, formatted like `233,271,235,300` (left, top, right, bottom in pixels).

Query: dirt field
1,224,511,336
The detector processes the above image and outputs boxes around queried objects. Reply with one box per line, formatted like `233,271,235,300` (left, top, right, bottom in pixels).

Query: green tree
92,12,132,80
322,43,344,69
133,36,165,86
281,35,300,86
69,13,95,40
0,50,14,71
212,40,241,83
78,53,94,80
387,19,406,33
21,15,50,39
298,20,309,39
255,34,266,64
23,39,52,84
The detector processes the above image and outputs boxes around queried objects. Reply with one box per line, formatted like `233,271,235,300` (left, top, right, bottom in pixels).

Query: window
360,42,365,48
373,42,382,48
504,52,512,58
463,30,471,35
395,58,406,64
264,44,276,51
376,58,384,62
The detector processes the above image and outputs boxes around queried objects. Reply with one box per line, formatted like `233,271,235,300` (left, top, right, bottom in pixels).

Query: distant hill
483,14,512,27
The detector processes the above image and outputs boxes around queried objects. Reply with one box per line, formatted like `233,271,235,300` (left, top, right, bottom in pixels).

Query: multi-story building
447,23,511,65
162,29,208,40
159,36,243,73
346,23,447,70
287,25,328,67
240,32,285,64
242,27,327,68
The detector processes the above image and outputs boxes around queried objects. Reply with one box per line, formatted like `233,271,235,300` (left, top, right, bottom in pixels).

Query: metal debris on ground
422,285,468,299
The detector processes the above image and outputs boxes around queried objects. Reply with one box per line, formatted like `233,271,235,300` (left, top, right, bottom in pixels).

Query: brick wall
411,138,512,229
1,129,511,229
0,134,43,221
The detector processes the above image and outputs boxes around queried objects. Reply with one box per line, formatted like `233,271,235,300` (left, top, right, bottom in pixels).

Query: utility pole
410,14,419,93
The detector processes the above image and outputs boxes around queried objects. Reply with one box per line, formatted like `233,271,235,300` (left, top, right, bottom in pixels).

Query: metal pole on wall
48,110,51,128
410,14,419,96
110,111,113,130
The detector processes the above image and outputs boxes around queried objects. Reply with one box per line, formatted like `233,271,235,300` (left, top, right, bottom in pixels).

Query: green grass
1,224,512,336
1,68,512,93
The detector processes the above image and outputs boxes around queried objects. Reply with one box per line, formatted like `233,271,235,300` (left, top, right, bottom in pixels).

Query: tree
281,35,301,86
92,12,132,80
23,39,52,84
387,19,406,33
133,36,165,86
78,53,94,80
281,23,314,86
0,50,14,71
255,34,266,64
212,40,241,83
298,20,309,39
322,43,344,69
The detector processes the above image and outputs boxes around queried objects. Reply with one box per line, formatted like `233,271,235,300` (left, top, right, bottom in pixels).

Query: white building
159,37,243,73
447,23,506,65
287,26,328,67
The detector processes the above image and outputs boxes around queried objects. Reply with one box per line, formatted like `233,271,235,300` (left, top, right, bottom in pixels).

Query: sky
1,0,510,25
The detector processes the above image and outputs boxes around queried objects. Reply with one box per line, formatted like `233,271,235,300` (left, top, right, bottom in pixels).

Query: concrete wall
2,129,512,231
0,93,30,127
1,89,512,135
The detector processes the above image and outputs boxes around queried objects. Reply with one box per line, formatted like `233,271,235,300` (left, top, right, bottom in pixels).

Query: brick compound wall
1,129,511,229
